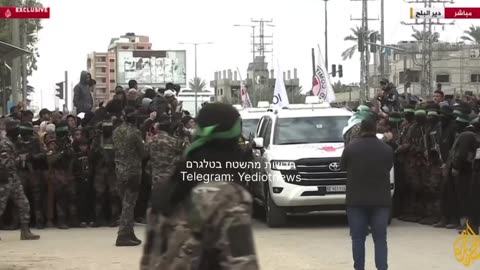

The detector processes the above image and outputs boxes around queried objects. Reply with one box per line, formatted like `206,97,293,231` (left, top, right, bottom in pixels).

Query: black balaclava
403,105,415,123
427,111,440,126
19,122,34,139
5,120,20,139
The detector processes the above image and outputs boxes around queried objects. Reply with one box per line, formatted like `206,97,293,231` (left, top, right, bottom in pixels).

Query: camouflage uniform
16,126,46,227
145,131,182,191
404,116,429,221
140,181,259,270
113,121,145,236
91,119,121,226
395,119,414,218
49,135,77,227
422,107,443,224
0,137,31,226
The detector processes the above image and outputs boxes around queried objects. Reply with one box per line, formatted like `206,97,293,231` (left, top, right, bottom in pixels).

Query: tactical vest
100,120,115,164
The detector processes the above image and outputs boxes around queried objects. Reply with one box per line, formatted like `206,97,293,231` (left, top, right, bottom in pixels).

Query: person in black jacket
72,137,93,228
340,118,393,270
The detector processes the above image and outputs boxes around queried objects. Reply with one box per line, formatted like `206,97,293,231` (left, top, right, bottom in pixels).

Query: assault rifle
430,130,443,164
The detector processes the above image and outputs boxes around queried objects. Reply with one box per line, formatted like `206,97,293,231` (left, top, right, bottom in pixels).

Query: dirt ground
0,214,472,270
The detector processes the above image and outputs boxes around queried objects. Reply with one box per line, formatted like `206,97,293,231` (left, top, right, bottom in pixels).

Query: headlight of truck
271,160,296,170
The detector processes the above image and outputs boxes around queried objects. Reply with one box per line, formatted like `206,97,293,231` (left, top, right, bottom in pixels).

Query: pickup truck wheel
265,188,287,228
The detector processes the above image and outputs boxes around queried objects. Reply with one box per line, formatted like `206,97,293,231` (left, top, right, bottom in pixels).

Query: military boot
20,224,40,240
115,233,142,247
433,218,447,228
57,216,69,230
130,232,142,244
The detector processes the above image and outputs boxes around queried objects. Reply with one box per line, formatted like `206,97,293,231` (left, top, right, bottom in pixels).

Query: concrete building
210,56,301,106
369,41,480,98
87,33,152,105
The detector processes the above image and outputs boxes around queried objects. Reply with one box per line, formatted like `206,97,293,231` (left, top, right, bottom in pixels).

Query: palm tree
341,26,380,60
411,27,440,42
461,25,480,44
188,77,207,92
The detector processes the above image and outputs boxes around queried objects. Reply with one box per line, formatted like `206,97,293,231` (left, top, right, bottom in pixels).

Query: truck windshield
242,118,259,138
273,116,349,145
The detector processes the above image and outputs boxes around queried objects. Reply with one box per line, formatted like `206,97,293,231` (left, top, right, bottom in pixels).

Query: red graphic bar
444,7,480,19
0,7,50,19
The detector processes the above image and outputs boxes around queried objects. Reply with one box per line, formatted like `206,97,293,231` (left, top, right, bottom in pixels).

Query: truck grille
280,158,346,186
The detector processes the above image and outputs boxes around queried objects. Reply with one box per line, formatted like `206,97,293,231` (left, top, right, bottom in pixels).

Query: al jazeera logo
453,222,480,267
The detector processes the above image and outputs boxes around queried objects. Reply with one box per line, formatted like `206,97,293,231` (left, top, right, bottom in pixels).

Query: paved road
0,213,470,270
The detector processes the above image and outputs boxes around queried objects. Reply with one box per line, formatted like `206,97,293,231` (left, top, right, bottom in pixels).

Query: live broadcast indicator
410,7,480,19
0,6,50,19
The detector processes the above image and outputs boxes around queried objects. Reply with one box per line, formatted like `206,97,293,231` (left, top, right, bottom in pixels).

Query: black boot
57,216,69,230
115,233,141,247
20,224,40,240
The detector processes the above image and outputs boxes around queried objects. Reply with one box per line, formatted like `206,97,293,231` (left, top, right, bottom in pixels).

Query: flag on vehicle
312,46,336,103
273,60,290,108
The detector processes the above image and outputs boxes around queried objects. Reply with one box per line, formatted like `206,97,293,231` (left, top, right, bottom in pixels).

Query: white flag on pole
273,60,290,108
312,46,336,103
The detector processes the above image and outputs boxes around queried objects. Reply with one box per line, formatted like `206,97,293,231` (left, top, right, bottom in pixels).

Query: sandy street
0,214,472,270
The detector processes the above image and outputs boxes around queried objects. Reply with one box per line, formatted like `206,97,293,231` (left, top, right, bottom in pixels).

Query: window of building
399,70,420,83
110,69,115,73
95,67,106,73
98,88,107,93
137,46,144,49
96,57,106,62
99,78,107,83
436,74,450,83
109,59,115,62
110,90,116,94
110,79,115,83
471,49,480,58
472,74,480,83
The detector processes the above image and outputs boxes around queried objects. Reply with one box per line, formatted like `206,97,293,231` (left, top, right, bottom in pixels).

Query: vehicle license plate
326,185,346,192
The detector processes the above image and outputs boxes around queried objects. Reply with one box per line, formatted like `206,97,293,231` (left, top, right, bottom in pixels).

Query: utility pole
64,71,68,112
21,21,27,105
10,0,21,105
250,18,274,102
350,0,379,101
380,0,385,79
400,0,454,97
324,0,329,70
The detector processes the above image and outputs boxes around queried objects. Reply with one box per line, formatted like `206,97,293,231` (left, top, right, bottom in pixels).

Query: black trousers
440,173,460,224
75,177,94,223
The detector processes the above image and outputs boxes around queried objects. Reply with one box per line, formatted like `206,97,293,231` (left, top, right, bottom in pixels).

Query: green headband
427,111,439,116
357,105,370,112
19,126,33,131
453,109,462,115
185,119,242,157
389,117,402,122
456,116,470,123
415,110,426,116
404,108,415,113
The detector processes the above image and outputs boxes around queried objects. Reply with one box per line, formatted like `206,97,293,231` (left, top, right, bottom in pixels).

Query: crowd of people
344,80,480,234
0,74,199,245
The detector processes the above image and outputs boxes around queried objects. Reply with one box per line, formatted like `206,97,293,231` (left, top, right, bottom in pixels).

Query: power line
350,0,379,101
400,0,455,96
